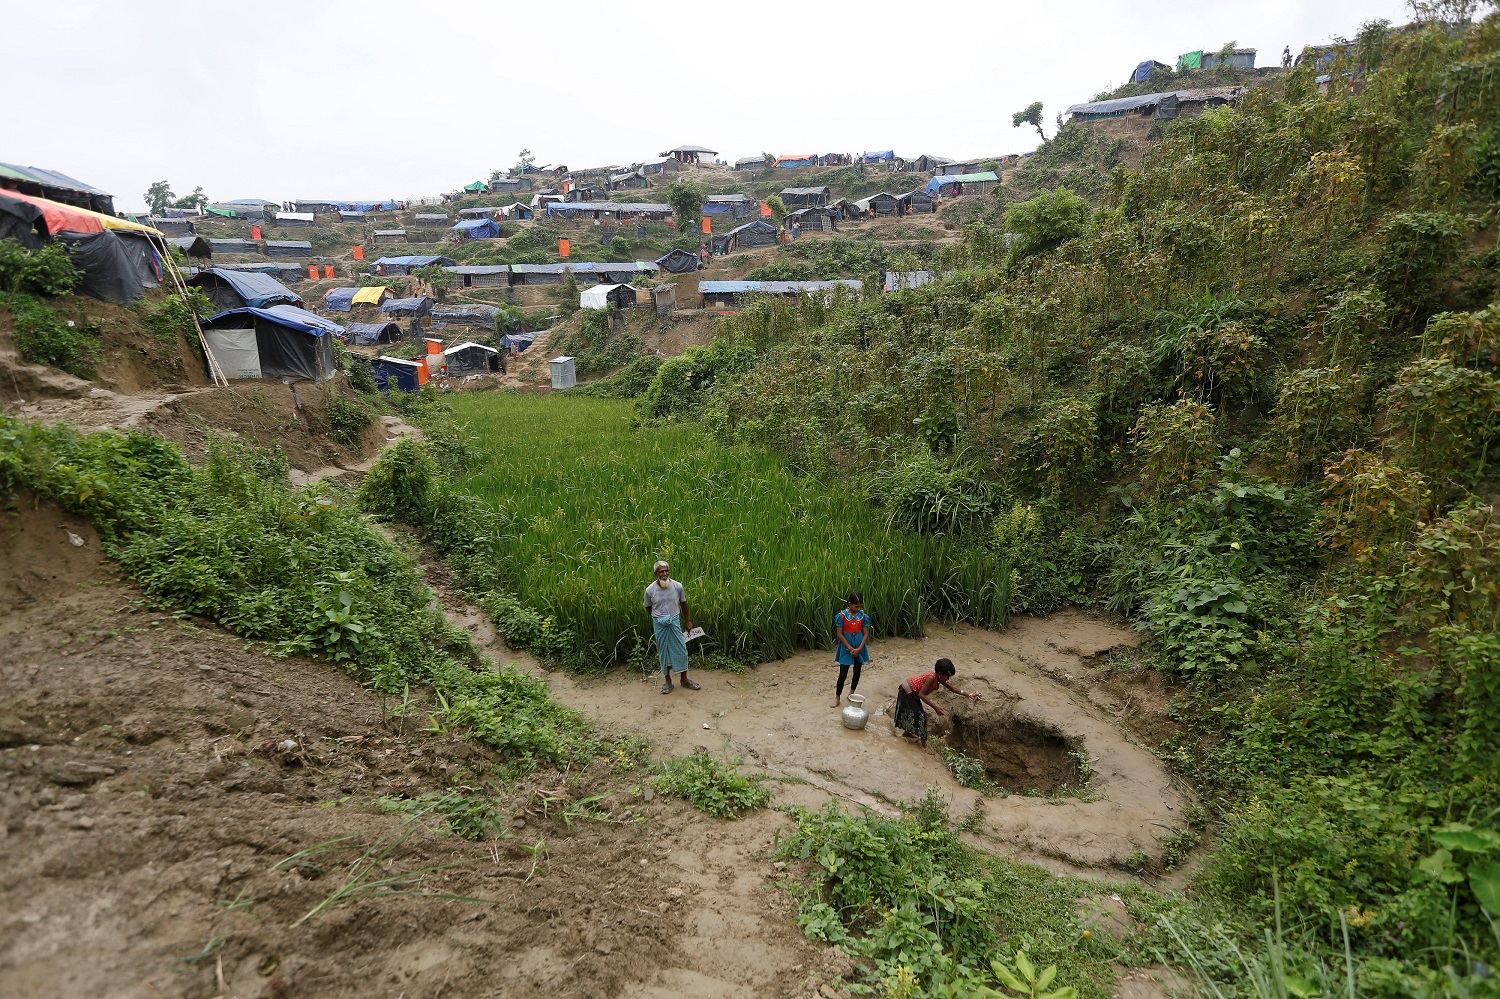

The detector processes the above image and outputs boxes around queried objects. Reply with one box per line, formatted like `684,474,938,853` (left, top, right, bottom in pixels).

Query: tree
488,167,504,183
1012,102,1046,142
145,180,176,215
515,148,535,174
668,179,706,228
1003,187,1091,261
765,194,787,219
172,186,208,212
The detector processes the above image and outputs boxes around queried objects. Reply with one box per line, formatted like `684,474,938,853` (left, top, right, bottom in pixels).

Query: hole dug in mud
939,707,1085,795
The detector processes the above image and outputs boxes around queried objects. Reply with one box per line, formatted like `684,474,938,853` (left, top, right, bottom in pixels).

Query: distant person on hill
893,658,982,747
1283,45,1293,69
644,560,699,695
831,592,870,708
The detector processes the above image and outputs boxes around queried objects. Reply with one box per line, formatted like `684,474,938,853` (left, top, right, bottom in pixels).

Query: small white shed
550,355,577,389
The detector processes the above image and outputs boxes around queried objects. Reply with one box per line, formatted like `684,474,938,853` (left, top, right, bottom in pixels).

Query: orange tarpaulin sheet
2,188,164,238
425,338,443,355
760,201,772,216
558,238,570,257
307,265,319,280
352,245,364,260
251,225,262,240
323,265,334,279
701,217,711,233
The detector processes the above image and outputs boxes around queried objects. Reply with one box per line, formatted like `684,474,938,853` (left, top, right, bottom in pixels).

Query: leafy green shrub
745,260,818,282
379,791,509,841
869,450,994,534
1003,188,1090,262
571,354,663,398
1377,211,1467,323
1128,399,1218,496
137,290,212,349
1269,365,1364,477
8,292,98,376
1021,397,1097,493
325,395,372,451
650,749,769,818
638,338,757,420
0,239,80,296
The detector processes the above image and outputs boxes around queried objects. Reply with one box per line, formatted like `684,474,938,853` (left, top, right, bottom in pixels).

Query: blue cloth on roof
206,305,344,337
200,267,302,309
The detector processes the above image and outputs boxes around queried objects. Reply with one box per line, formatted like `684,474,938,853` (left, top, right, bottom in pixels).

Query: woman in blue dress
831,592,870,708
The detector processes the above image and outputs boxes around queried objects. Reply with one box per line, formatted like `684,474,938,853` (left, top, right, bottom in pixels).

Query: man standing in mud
645,560,699,695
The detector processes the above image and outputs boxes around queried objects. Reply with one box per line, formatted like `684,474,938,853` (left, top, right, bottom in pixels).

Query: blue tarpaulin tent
187,267,304,311
500,332,535,353
369,255,454,275
323,287,359,312
452,219,501,239
862,150,895,162
343,321,401,346
1132,60,1171,82
201,305,343,381
370,356,423,393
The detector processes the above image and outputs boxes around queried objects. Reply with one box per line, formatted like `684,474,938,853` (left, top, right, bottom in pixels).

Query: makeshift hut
370,254,454,276
146,217,195,236
188,267,304,312
294,200,342,213
463,181,486,194
906,154,954,174
924,171,1000,197
511,263,567,285
698,279,862,307
564,183,609,203
1154,87,1241,121
0,192,49,248
609,170,649,191
446,264,511,289
734,155,768,172
275,212,315,228
885,271,934,291
780,186,831,207
444,341,500,375
209,237,259,254
656,248,700,274
661,144,716,165
369,355,427,393
723,219,779,251
372,230,407,244
595,261,658,283
580,283,638,310
323,286,392,312
413,213,449,227
488,176,532,192
500,203,533,220
652,285,677,314
500,331,535,354
862,150,895,164
1132,60,1173,82
0,162,115,214
452,218,501,240
381,296,436,318
704,193,753,218
458,206,498,219
1065,92,1172,122
168,235,212,260
201,305,342,381
832,199,864,220
265,240,313,258
431,304,500,329
860,192,899,217
773,155,818,169
784,207,838,232
339,210,366,221
897,188,935,215
343,321,402,346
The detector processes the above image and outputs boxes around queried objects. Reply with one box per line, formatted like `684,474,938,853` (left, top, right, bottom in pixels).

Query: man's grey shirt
644,578,685,618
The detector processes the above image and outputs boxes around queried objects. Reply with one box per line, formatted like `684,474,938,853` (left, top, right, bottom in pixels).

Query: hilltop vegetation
613,12,1500,997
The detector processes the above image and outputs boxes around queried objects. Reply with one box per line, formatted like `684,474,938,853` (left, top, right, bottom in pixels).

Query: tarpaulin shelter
275,212,315,227
925,171,1000,196
862,150,895,163
209,237,258,254
656,248,699,273
188,267,304,312
488,176,532,192
370,255,454,275
370,355,426,393
413,213,450,226
381,296,435,318
339,210,365,221
458,206,499,219
660,144,716,165
783,207,838,232
343,321,402,346
697,279,862,307
897,189,935,215
446,264,510,289
201,305,342,381
1133,60,1172,82
452,219,501,239
779,186,831,207
323,287,359,311
147,217,196,235
734,155,768,171
265,240,313,257
500,331,535,353
0,192,49,248
297,199,399,212
0,162,114,214
0,188,160,240
500,203,532,220
774,155,818,169
703,194,752,217
371,230,407,244
168,235,212,259
443,341,499,375
432,304,499,328
55,230,159,302
858,192,899,217
463,181,486,193
885,270,934,292
580,283,637,310
723,219,778,250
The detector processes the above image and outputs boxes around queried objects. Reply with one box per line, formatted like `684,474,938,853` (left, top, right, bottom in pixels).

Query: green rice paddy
447,393,938,664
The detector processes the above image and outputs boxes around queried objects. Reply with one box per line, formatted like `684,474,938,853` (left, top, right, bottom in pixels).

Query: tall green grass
447,394,959,664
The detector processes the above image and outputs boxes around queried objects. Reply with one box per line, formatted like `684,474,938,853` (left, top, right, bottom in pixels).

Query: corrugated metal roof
446,265,511,275
707,194,751,203
1065,91,1173,116
663,144,716,154
700,280,862,294
265,240,313,249
780,187,832,196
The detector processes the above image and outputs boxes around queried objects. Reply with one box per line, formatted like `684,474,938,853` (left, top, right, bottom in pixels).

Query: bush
325,395,372,451
869,450,994,534
1003,187,1091,262
0,239,80,296
638,338,757,420
650,749,769,818
7,292,98,377
1129,399,1219,496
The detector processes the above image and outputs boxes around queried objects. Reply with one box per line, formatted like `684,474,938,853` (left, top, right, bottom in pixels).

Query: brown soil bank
0,503,845,999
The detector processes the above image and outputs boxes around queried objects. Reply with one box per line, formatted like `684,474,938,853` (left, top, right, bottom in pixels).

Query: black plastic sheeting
0,193,48,249
343,322,401,346
55,230,153,302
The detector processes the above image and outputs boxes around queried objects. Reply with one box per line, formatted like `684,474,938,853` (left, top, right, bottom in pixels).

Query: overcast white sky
10,0,1411,212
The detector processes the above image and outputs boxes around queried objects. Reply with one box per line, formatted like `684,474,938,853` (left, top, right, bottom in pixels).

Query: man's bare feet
831,696,841,708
